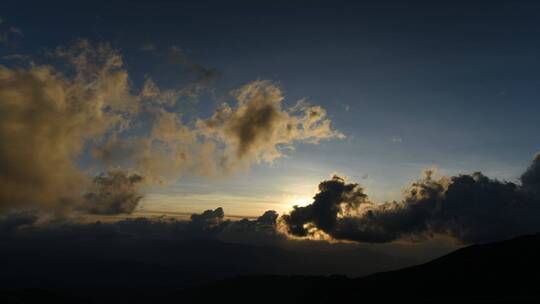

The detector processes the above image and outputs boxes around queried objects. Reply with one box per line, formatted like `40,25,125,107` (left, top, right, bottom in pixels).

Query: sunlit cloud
0,39,343,217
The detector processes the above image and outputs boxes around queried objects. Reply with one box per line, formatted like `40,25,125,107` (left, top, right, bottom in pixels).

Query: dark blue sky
2,0,540,215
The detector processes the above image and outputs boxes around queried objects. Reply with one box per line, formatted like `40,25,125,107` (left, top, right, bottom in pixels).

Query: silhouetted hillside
181,234,540,303
0,234,412,303
3,233,540,303
0,237,411,289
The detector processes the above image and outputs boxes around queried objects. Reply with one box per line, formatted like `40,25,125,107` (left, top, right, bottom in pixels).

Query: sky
1,0,540,218
5,3,540,292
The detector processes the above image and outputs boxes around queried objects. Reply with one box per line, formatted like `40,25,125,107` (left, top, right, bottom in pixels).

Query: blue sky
2,0,540,216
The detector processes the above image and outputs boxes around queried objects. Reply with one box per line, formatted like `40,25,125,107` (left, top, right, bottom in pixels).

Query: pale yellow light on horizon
136,186,317,218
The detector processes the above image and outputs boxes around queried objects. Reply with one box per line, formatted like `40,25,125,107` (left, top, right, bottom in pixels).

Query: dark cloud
83,171,144,215
230,210,280,234
0,207,276,241
183,208,282,245
187,207,226,234
282,154,540,244
190,207,225,223
256,210,279,225
282,176,369,238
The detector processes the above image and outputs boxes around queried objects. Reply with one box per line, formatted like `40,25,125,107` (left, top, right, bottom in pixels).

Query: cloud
190,207,225,222
197,81,344,169
282,154,540,244
224,210,279,234
183,208,283,244
0,206,281,244
96,81,343,179
0,39,343,214
187,207,226,233
82,171,144,215
141,76,182,106
281,176,371,238
217,210,283,245
0,40,136,212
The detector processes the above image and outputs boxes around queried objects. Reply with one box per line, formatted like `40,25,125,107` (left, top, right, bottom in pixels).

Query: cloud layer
0,40,342,214
282,154,540,244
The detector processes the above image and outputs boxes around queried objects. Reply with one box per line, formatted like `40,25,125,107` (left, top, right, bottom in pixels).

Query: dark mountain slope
0,235,411,303
0,236,410,289
3,233,540,303
359,233,540,296
181,234,540,303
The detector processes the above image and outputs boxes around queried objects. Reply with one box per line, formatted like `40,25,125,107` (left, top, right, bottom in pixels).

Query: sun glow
281,194,314,212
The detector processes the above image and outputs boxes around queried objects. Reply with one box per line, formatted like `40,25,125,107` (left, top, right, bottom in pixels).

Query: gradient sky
2,0,540,216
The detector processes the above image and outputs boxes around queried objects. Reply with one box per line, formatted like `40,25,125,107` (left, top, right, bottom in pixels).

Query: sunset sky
2,0,540,219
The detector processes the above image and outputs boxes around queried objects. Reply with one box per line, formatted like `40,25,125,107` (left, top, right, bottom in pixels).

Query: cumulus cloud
182,208,283,244
218,210,283,245
187,207,226,233
282,154,540,244
0,39,342,215
197,81,344,169
282,176,368,237
0,40,136,211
